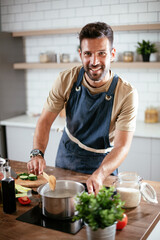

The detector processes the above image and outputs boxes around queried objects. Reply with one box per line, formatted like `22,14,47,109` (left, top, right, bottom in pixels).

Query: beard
83,64,109,82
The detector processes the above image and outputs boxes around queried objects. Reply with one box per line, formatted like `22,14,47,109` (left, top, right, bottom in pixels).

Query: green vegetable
18,173,29,177
73,186,125,231
28,174,37,181
20,175,28,180
16,193,28,198
15,184,31,193
15,184,31,198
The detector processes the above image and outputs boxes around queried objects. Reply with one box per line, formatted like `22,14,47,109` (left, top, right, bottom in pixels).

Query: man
27,22,138,195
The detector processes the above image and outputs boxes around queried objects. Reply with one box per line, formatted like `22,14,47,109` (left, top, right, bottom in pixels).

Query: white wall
0,0,160,120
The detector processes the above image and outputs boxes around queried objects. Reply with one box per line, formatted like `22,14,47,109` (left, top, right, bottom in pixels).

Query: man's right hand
27,156,46,175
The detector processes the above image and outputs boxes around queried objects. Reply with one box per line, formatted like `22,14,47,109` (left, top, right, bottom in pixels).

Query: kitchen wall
0,3,1,31
0,0,160,121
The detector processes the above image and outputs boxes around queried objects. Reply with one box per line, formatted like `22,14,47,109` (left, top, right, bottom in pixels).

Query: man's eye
99,52,106,56
84,52,91,56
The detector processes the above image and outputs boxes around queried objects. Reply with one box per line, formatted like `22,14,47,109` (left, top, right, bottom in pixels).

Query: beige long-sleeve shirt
44,65,138,145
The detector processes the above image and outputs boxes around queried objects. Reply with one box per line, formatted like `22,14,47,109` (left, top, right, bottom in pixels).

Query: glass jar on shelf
123,51,134,62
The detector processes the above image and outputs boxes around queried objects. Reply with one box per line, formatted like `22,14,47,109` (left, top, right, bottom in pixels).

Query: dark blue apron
55,67,118,175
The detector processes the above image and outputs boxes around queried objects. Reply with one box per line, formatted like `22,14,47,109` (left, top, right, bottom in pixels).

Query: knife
11,168,18,179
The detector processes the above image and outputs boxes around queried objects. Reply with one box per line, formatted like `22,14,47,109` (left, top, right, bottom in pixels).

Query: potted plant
136,40,157,62
74,186,124,240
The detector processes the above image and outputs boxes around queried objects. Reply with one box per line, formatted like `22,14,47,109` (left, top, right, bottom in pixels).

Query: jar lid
140,182,158,204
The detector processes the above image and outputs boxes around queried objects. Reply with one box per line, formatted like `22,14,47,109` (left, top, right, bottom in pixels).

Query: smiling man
27,22,138,195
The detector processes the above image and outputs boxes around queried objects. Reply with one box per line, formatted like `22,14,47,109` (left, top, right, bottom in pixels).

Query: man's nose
90,54,99,65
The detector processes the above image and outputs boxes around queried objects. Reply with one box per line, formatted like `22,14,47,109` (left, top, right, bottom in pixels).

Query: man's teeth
90,68,101,71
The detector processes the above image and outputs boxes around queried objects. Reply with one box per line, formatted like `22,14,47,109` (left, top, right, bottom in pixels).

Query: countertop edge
1,115,160,138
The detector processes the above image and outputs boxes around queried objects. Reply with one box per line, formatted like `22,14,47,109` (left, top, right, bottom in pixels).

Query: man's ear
110,48,116,62
78,48,82,59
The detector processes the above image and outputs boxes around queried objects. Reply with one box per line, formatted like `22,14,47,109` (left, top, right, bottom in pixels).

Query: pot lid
140,182,158,204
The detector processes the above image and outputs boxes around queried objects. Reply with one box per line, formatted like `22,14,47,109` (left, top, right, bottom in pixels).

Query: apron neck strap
106,74,119,96
76,67,85,86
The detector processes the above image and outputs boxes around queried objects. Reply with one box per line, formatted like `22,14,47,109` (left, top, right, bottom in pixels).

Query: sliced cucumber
20,175,29,180
18,172,29,177
28,174,37,181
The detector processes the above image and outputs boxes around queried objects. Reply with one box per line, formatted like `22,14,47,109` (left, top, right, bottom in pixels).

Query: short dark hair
79,22,113,50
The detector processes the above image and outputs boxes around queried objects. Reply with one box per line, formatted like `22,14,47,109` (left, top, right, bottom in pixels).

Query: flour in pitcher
117,187,141,208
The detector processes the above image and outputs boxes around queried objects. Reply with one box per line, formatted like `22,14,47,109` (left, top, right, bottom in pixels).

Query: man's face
79,37,115,83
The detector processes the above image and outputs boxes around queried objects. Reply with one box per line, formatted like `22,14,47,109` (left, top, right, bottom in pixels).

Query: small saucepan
37,180,85,220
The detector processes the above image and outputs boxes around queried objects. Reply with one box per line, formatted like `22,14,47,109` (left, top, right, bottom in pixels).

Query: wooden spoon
43,172,56,191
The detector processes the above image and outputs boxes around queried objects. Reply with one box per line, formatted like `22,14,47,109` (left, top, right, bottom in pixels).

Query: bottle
0,165,4,206
2,166,16,213
0,158,6,206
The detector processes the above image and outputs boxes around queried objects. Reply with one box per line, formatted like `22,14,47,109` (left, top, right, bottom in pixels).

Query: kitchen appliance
16,182,88,234
0,32,26,158
16,204,84,234
37,180,85,219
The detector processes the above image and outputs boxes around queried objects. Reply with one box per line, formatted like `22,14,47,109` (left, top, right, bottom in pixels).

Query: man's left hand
86,169,105,195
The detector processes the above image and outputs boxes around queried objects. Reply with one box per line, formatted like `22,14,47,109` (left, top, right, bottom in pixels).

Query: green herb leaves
136,40,157,55
74,186,125,231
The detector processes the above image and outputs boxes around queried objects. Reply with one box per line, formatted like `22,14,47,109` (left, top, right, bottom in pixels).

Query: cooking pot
37,180,85,220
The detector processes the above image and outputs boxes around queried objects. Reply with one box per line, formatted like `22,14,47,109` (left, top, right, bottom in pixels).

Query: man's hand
27,156,46,175
86,169,105,195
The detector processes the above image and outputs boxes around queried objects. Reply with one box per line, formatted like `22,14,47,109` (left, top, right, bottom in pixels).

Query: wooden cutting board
15,174,47,188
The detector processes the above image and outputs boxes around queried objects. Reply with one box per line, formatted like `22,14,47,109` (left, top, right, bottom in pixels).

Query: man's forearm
33,122,50,154
100,146,129,180
97,130,134,181
32,109,59,154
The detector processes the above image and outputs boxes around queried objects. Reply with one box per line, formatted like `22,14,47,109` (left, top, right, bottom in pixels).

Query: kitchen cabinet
151,139,160,182
12,23,160,70
5,125,62,167
119,136,160,181
2,115,160,181
119,137,151,180
6,125,160,181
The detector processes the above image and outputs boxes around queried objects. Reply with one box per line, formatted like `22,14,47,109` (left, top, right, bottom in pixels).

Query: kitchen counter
0,160,160,240
0,114,65,131
1,114,160,138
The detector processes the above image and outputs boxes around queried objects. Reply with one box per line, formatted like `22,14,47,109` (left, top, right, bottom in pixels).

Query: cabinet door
151,139,160,181
6,126,62,167
119,137,151,180
6,126,34,162
44,129,63,167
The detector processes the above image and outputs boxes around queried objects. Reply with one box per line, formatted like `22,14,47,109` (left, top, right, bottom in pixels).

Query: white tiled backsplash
1,0,160,121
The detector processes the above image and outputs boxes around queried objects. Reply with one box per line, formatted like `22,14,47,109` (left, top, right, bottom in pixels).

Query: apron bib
55,67,118,174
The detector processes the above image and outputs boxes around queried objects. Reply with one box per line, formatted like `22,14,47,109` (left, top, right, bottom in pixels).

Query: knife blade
11,168,18,179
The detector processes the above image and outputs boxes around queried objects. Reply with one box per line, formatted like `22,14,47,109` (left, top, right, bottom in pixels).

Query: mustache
87,64,105,70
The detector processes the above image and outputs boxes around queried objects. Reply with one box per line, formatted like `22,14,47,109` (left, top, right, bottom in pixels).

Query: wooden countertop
0,160,160,240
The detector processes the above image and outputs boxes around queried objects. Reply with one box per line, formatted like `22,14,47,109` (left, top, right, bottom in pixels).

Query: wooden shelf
13,62,82,69
111,62,160,69
12,24,160,37
13,62,160,70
